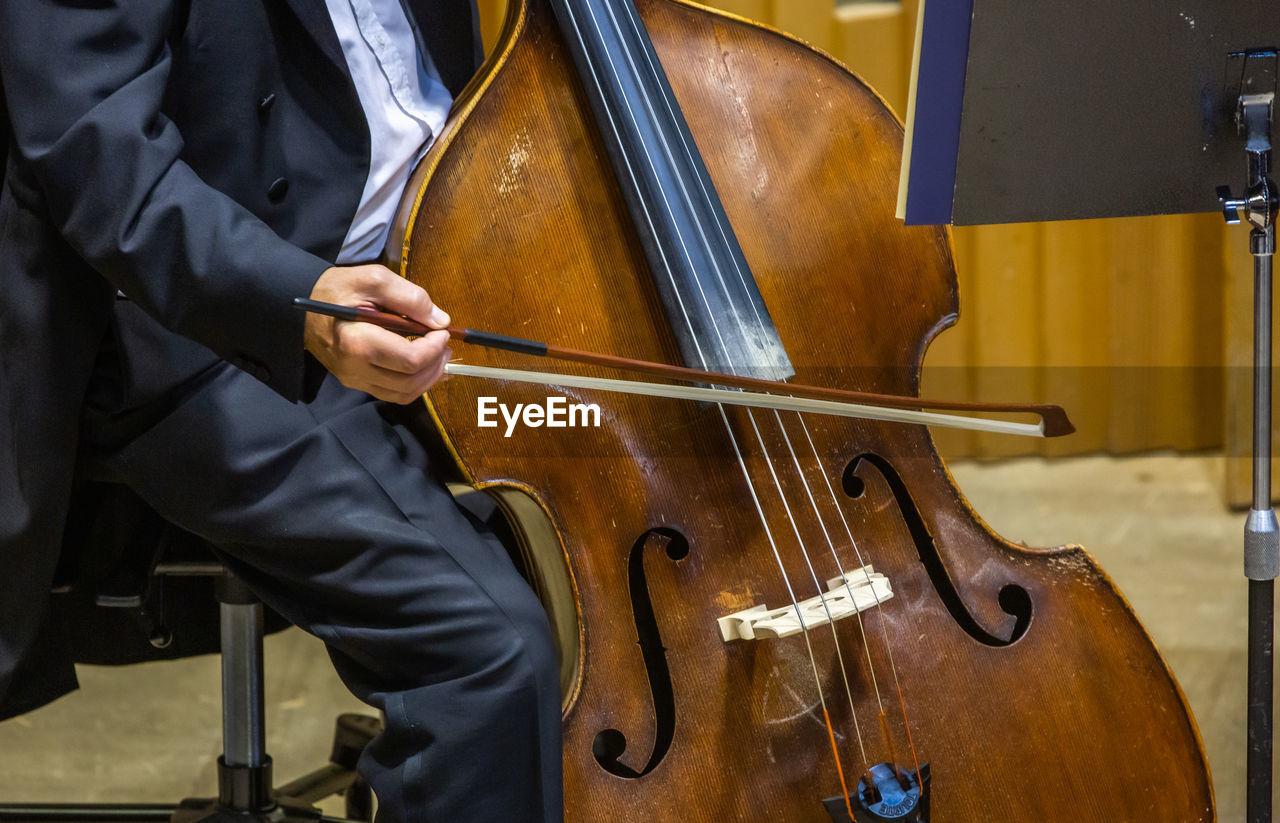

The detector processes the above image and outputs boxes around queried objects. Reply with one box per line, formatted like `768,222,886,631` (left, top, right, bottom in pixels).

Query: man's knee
337,577,557,695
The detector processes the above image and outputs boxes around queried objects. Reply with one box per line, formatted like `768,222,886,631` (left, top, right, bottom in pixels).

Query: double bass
388,0,1215,818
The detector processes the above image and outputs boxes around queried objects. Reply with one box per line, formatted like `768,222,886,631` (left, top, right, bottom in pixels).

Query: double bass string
743,408,871,763
620,2,925,773
795,416,924,787
770,409,883,746
601,0,920,781
616,23,918,789
596,0,892,797
718,397,871,804
712,404,861,804
566,0,872,807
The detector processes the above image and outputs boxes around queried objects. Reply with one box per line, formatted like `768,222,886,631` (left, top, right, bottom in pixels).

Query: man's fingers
401,350,450,396
372,331,449,375
364,355,448,403
427,347,451,385
304,265,453,400
337,359,448,403
365,267,450,329
365,381,420,405
337,324,449,374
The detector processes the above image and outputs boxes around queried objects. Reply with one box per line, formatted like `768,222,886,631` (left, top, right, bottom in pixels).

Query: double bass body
391,0,1215,818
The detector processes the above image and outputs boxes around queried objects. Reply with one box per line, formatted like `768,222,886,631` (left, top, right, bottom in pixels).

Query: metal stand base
1219,62,1280,823
1250,579,1276,823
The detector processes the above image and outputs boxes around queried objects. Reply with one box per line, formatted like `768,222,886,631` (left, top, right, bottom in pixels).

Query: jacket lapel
404,0,484,97
273,0,482,97
277,0,351,76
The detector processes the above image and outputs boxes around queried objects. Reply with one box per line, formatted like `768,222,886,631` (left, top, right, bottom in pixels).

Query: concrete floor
0,455,1254,820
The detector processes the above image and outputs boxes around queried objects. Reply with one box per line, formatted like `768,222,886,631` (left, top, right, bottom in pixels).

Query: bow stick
293,298,1073,438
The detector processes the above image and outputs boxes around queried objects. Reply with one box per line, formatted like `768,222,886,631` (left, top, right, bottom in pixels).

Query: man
0,2,563,821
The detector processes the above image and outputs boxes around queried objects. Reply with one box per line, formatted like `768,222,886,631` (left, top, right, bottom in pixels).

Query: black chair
0,484,383,823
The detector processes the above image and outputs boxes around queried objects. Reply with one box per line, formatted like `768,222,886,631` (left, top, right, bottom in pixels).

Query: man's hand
304,265,451,404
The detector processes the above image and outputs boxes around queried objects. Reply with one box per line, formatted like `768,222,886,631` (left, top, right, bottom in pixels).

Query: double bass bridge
717,567,893,642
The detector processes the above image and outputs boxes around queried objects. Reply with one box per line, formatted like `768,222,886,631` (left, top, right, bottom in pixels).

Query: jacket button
257,93,276,121
267,177,289,203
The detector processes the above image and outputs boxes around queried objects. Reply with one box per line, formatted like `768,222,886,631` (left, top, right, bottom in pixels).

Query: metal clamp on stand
1217,49,1279,823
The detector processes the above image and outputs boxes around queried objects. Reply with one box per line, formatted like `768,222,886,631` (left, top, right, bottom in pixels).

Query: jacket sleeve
0,1,333,401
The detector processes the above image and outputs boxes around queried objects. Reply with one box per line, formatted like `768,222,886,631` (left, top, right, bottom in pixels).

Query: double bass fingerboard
547,0,795,382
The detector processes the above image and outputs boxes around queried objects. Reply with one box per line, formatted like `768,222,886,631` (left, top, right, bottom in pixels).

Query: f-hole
592,527,688,778
843,453,1031,646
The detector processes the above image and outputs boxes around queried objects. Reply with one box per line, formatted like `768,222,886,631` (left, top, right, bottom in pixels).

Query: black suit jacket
0,0,483,719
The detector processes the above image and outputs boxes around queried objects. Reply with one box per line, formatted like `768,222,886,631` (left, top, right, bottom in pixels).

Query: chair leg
211,575,276,816
343,779,373,823
0,574,382,823
216,576,266,771
274,714,383,819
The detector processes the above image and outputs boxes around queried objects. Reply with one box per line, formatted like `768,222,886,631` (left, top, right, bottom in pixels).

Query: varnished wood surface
477,0,1236,470
394,0,1215,819
0,457,1250,819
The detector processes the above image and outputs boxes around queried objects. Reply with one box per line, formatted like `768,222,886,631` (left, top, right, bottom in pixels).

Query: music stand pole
1220,86,1280,823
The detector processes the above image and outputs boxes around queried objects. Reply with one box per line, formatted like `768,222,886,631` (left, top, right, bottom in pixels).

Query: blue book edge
898,0,974,226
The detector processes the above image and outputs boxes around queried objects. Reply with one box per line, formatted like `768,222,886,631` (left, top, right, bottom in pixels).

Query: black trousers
80,303,563,823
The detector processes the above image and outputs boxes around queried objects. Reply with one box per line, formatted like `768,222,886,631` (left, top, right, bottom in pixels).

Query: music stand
899,4,1279,820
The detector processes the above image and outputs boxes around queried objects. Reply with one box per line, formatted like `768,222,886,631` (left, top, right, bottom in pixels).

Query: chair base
0,714,380,823
170,797,350,823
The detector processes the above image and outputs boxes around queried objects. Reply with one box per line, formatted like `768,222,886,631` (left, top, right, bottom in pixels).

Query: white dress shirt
323,0,455,263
